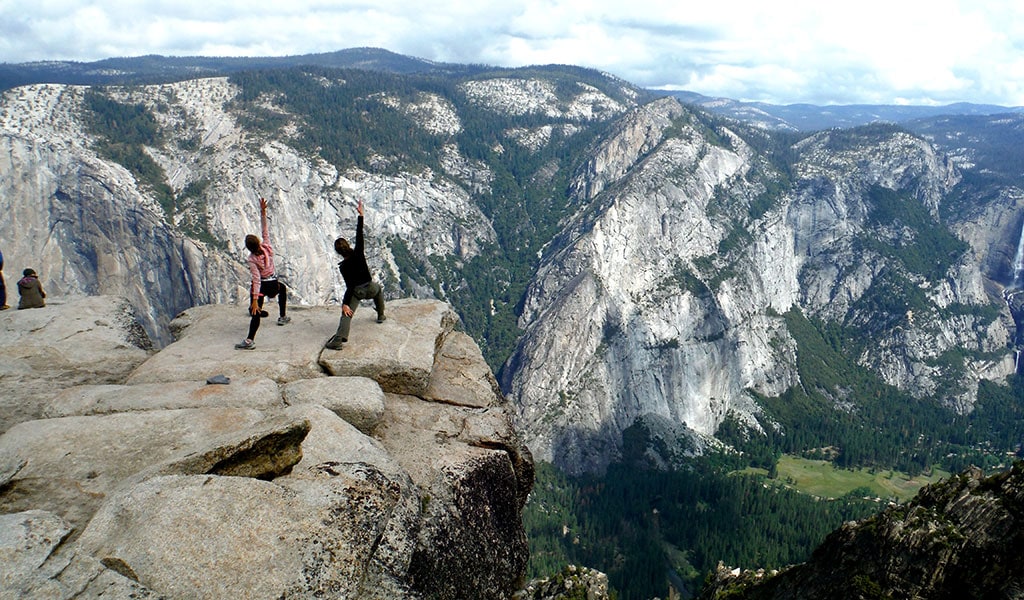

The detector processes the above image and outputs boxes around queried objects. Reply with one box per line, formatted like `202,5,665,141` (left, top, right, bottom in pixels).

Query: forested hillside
525,370,1024,599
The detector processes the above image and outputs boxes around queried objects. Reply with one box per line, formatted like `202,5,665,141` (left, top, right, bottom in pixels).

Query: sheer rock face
700,461,1024,600
0,297,533,600
0,79,499,346
503,102,1017,474
0,84,240,345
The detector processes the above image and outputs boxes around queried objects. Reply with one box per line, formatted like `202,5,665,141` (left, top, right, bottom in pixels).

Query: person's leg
337,296,358,340
247,296,265,340
327,295,359,349
370,282,385,322
276,282,290,324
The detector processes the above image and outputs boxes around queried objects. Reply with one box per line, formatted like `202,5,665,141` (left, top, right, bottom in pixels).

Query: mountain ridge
5,47,1019,132
660,89,1024,131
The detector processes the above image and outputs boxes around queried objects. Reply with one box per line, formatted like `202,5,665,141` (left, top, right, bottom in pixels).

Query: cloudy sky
2,0,1022,107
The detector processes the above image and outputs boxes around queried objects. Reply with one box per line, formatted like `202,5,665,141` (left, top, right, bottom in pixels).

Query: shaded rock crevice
207,424,310,480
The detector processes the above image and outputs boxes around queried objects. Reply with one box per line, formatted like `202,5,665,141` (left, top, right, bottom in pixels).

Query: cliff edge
0,297,533,599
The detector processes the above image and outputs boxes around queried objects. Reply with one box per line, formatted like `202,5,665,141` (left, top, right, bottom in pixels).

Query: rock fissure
100,556,140,582
207,426,310,480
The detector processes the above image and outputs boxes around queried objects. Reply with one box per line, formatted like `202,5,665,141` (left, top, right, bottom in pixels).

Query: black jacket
339,215,372,304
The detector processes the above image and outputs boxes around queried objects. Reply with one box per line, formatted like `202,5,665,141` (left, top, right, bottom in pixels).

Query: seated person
17,268,46,309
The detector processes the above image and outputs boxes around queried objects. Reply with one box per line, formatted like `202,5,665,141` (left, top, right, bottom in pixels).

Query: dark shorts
260,279,281,298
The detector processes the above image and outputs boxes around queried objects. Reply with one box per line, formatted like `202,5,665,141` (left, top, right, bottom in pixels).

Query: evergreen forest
524,332,1024,598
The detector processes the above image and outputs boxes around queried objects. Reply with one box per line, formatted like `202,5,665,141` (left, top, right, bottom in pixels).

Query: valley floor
740,455,950,501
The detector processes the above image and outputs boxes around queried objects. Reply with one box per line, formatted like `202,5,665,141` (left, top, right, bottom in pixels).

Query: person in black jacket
326,198,385,350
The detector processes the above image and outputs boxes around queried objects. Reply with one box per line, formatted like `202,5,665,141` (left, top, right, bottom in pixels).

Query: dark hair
245,234,262,255
23,268,36,277
334,237,353,258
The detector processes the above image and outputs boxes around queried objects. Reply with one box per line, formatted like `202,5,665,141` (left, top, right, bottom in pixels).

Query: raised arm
355,199,365,252
259,198,269,242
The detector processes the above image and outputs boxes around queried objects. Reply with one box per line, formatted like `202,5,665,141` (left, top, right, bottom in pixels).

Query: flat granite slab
126,304,338,385
319,298,459,396
126,299,459,399
0,296,153,433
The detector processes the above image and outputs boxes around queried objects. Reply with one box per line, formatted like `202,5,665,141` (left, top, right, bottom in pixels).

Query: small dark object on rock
206,374,231,385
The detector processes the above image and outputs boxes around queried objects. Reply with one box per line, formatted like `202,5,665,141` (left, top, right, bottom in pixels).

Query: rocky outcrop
515,565,610,600
0,295,154,433
700,461,1024,600
0,297,533,599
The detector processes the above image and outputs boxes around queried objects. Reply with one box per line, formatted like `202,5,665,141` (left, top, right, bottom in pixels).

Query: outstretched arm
259,197,269,242
355,199,365,251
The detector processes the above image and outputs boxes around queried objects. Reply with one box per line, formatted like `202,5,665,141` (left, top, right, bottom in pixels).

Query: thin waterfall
1006,220,1024,374
1013,220,1024,288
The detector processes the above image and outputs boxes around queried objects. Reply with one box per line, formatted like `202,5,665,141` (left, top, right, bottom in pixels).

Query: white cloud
1,0,1021,106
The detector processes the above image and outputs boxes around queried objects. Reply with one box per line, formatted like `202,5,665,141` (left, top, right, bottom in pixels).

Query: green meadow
743,455,950,501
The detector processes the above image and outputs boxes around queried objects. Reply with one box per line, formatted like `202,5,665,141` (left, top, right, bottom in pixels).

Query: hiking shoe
235,339,255,350
325,336,344,351
376,314,386,323
0,304,9,310
277,315,291,325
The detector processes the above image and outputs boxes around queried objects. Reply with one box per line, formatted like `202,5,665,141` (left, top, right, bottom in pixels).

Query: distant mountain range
0,47,485,91
657,90,1024,131
4,47,1022,132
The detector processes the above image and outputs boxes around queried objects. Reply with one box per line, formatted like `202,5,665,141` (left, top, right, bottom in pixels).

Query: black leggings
247,280,287,340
